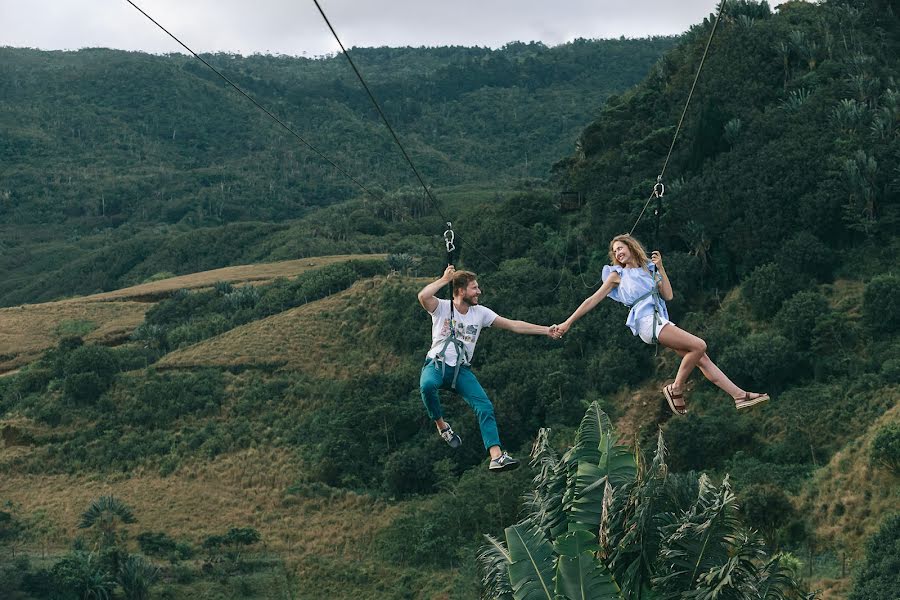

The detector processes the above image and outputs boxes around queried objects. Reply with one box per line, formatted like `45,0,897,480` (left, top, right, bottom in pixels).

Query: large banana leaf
479,534,514,600
561,402,610,513
506,521,558,600
596,431,638,490
553,530,621,600
567,433,635,531
607,432,669,594
568,463,607,531
688,530,767,600
528,428,569,539
653,476,744,598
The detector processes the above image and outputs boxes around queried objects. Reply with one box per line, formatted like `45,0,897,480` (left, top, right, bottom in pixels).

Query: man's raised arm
418,265,456,313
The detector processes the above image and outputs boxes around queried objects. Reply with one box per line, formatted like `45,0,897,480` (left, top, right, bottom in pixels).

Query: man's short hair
451,270,477,295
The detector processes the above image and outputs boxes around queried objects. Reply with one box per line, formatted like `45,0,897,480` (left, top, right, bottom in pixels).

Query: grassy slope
156,277,401,377
1,266,895,598
0,268,455,599
0,254,382,373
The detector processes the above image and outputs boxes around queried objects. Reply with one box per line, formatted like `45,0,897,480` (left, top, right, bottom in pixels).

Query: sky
1,0,723,57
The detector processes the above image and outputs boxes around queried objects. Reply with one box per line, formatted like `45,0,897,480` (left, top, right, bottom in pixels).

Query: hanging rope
629,0,728,236
435,221,468,389
312,0,499,269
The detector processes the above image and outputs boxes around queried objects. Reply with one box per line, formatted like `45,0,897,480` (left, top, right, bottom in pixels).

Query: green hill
1,0,899,598
0,38,676,306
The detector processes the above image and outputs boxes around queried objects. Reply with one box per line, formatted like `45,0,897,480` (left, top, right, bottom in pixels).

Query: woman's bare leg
656,324,707,391
671,345,768,402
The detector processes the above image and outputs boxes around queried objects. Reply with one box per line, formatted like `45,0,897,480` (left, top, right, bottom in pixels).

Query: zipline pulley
443,222,456,255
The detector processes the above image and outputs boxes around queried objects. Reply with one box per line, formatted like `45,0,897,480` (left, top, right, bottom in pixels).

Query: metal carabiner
653,178,665,199
443,222,456,253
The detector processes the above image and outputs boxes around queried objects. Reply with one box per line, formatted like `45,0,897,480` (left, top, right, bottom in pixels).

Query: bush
718,332,796,390
136,531,194,562
881,358,900,383
63,344,121,403
663,407,757,471
117,554,160,600
741,263,805,319
775,290,830,351
14,367,53,395
376,466,530,566
862,275,900,336
725,452,812,494
383,446,437,497
63,372,106,405
778,231,834,283
848,514,900,600
48,552,115,600
869,423,900,474
740,483,795,549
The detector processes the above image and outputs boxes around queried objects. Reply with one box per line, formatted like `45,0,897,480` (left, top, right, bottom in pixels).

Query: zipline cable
123,0,381,203
629,0,728,236
312,0,500,269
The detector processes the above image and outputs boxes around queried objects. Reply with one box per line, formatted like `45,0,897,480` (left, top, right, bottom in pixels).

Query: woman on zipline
554,234,769,415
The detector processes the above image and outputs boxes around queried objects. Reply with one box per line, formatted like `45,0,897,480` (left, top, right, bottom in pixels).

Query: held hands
548,321,570,340
651,250,665,270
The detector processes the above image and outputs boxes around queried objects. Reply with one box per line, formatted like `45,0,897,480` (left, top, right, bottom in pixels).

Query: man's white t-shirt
426,298,498,367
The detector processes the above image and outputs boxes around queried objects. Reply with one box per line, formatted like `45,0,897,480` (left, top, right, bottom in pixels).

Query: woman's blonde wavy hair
608,234,650,268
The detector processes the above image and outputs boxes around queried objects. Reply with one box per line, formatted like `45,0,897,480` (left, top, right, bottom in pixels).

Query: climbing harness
627,265,664,346
434,222,468,389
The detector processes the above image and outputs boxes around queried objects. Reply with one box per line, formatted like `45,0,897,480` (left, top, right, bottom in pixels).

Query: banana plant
478,402,810,600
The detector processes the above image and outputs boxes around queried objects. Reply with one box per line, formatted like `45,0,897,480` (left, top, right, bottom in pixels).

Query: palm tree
78,496,137,550
842,150,879,235
478,402,810,600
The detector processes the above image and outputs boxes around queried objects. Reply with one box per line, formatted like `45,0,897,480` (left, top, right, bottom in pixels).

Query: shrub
881,358,900,383
869,423,900,474
718,332,796,390
203,527,261,566
741,263,804,319
48,552,115,600
848,514,900,600
383,446,437,497
740,483,795,549
664,407,757,471
778,231,834,282
117,554,159,600
14,367,53,395
862,275,900,336
136,531,194,562
63,344,121,403
775,290,830,351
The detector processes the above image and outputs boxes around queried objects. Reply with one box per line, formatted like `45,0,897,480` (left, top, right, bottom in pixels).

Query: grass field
0,300,149,373
0,447,458,599
157,278,400,377
76,254,386,302
0,255,384,374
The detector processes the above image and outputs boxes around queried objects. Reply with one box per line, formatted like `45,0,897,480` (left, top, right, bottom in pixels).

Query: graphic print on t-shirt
439,319,480,343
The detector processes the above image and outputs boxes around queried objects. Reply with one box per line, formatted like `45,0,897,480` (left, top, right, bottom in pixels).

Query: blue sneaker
489,451,519,472
439,424,462,449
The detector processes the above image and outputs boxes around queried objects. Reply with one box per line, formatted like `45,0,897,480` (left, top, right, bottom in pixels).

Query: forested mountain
1,1,899,599
0,37,676,305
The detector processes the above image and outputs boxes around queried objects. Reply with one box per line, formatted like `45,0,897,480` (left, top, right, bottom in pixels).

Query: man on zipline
418,265,558,471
